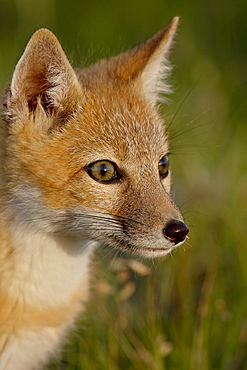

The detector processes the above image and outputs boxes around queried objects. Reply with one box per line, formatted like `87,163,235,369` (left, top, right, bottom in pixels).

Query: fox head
2,17,188,258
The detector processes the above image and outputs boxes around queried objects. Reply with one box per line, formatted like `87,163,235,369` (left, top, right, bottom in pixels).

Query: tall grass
1,0,246,369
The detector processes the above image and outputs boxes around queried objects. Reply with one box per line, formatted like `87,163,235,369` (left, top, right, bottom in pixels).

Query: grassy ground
1,0,246,369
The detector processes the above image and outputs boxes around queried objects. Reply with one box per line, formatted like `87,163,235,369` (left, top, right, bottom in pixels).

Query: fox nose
164,220,189,245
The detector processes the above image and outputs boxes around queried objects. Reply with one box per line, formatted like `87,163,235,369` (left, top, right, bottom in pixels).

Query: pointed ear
111,17,179,106
10,28,82,115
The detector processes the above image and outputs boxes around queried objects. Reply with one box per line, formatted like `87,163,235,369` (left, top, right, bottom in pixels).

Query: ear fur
140,17,179,105
108,17,179,106
7,18,178,127
10,29,82,115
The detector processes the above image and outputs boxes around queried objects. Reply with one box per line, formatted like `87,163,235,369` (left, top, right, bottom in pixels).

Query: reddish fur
0,17,187,369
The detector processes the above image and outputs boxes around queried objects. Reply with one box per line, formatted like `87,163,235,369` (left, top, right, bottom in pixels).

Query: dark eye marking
158,155,169,179
86,160,121,183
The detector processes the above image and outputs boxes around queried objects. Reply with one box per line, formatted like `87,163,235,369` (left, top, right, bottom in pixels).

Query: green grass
1,0,246,369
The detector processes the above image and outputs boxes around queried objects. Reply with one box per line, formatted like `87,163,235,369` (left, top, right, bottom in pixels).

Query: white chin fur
134,245,173,258
134,239,186,258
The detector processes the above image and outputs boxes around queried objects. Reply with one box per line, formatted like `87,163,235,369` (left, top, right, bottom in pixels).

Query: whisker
75,216,129,227
166,71,204,132
0,212,141,229
1,248,17,266
169,120,214,142
0,226,48,267
66,212,145,229
179,195,200,209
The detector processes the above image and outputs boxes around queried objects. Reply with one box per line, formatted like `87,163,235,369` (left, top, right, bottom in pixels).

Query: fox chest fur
0,17,188,369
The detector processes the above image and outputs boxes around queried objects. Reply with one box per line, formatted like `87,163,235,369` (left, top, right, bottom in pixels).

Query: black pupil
100,163,110,176
159,156,169,178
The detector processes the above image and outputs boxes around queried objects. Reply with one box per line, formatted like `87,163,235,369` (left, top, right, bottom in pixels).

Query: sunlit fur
0,17,186,369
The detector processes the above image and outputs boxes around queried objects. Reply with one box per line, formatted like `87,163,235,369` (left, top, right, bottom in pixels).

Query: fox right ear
9,29,82,116
109,17,179,106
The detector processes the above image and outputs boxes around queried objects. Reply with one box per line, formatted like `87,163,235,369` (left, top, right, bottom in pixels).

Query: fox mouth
61,211,187,258
103,234,180,258
132,243,182,258
139,239,187,257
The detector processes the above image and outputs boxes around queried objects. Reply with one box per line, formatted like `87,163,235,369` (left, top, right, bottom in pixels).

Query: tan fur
0,17,188,369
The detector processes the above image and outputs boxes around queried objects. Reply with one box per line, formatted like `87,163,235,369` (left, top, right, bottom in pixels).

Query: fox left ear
110,17,179,106
9,28,82,120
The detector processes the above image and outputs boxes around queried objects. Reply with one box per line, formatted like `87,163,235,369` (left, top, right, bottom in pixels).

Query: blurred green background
1,0,246,369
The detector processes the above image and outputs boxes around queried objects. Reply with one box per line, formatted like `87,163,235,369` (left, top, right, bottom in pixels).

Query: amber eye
158,155,169,178
87,160,119,183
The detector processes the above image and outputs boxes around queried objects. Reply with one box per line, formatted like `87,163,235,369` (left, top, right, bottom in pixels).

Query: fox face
3,17,188,258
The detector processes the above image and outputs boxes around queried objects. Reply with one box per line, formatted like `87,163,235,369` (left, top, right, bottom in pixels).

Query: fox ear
10,28,81,115
112,17,179,106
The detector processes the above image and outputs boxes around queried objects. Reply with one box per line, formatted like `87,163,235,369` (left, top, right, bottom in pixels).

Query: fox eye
158,155,169,178
87,160,119,183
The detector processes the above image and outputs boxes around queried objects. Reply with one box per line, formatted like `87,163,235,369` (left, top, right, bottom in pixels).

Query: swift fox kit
0,17,188,369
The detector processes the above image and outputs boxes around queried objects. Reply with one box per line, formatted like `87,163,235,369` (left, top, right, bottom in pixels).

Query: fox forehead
66,93,169,164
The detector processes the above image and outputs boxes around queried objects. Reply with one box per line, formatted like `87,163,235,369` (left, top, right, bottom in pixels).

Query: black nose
164,220,189,244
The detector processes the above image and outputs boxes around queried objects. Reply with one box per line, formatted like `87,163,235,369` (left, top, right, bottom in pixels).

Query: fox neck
1,221,97,307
